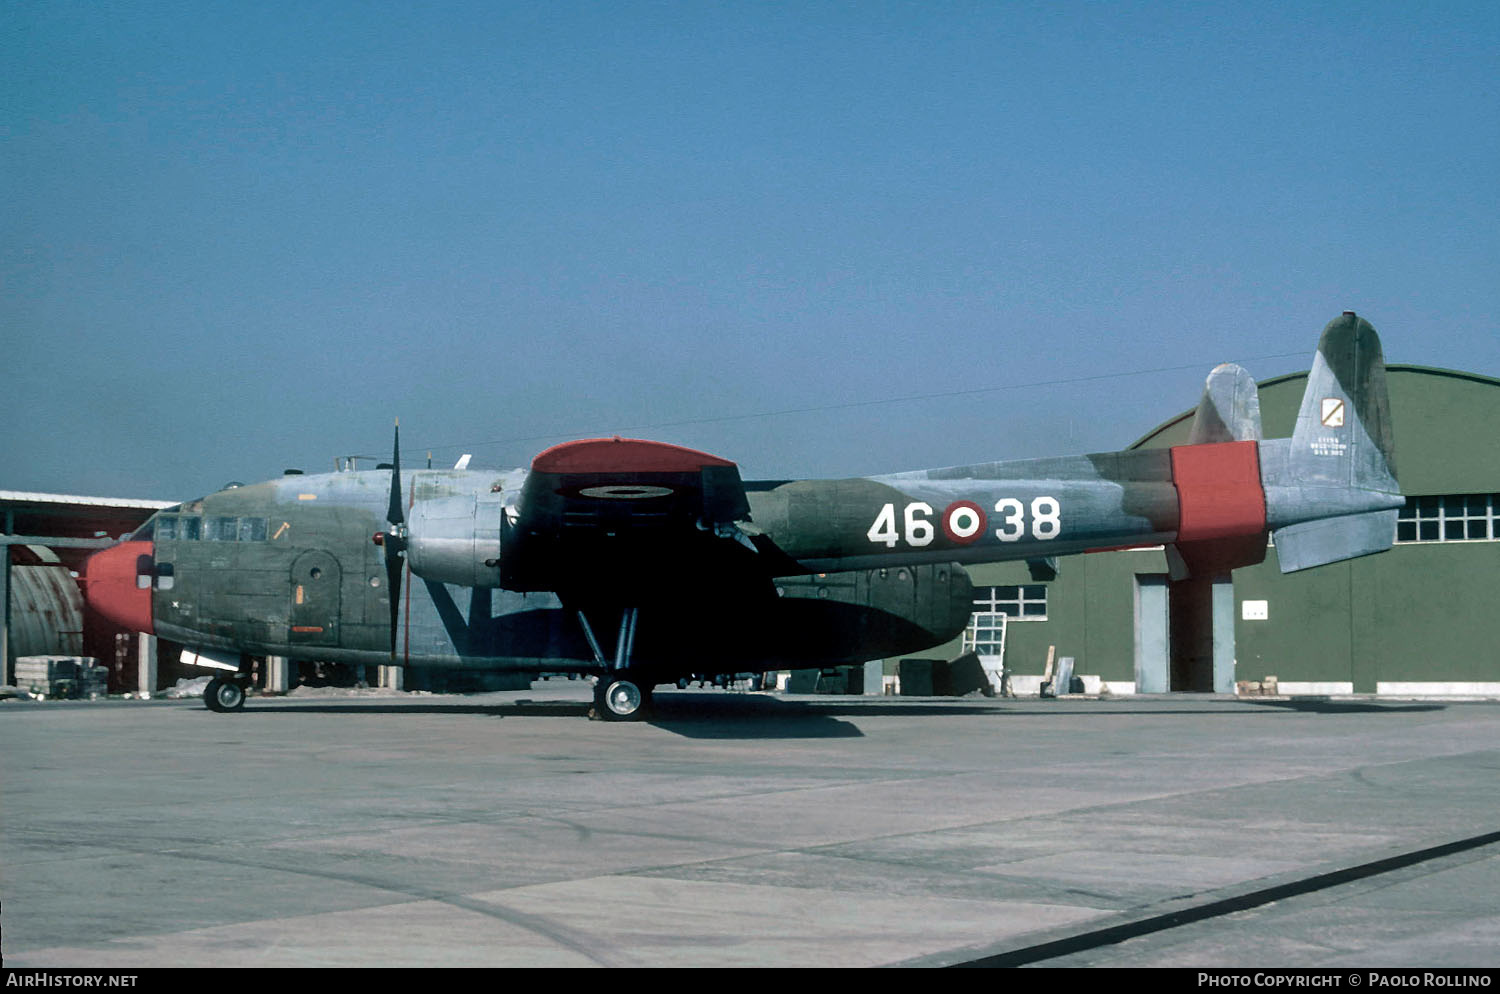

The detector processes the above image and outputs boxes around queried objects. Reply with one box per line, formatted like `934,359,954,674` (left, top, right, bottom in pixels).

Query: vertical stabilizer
1165,366,1265,579
1269,312,1402,573
1187,363,1263,444
1286,312,1398,492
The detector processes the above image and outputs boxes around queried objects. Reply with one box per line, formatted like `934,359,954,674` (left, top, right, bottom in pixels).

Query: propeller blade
387,420,404,527
382,419,406,658
386,540,403,657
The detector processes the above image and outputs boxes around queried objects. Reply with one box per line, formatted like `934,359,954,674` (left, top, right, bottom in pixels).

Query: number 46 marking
867,497,1060,548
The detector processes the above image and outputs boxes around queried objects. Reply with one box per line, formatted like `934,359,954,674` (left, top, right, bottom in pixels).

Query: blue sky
6,1,1497,499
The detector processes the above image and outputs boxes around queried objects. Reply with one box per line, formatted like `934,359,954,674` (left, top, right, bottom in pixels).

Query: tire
595,675,651,720
205,676,246,713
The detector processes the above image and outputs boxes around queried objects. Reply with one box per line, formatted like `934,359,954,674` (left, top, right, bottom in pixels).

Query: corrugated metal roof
9,563,85,661
0,490,177,510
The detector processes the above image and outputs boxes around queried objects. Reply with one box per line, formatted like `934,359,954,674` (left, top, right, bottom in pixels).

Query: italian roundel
575,485,676,499
942,500,987,544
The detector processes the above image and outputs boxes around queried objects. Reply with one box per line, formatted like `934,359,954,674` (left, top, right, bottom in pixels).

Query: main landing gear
595,673,651,720
578,606,655,721
204,675,250,713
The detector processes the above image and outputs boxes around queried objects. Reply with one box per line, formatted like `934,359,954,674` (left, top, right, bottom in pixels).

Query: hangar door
1134,575,1169,693
1135,573,1236,693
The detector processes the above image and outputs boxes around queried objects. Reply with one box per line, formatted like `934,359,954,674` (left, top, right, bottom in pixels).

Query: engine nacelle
406,494,507,587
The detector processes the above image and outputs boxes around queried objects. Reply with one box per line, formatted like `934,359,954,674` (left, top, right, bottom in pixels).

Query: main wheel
595,675,651,720
204,676,246,713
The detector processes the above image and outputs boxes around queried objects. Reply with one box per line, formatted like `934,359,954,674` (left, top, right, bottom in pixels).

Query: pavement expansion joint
912,827,1500,968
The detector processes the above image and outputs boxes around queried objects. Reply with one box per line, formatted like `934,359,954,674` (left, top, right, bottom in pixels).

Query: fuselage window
206,516,239,541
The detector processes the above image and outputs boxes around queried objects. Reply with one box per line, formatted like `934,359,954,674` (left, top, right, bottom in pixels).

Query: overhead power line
406,350,1308,457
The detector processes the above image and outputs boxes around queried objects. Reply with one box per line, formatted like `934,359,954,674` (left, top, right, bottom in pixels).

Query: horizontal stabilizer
1272,509,1397,573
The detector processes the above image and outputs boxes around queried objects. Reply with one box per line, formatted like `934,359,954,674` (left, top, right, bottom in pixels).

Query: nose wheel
204,676,248,713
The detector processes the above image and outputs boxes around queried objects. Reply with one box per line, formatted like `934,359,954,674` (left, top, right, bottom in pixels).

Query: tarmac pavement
2,685,1498,968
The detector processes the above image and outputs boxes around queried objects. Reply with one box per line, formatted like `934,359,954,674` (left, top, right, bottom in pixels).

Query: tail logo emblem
1321,398,1345,427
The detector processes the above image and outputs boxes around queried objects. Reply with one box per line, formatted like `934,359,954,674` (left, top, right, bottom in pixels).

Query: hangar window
973,585,1047,620
1396,494,1497,543
965,612,1007,657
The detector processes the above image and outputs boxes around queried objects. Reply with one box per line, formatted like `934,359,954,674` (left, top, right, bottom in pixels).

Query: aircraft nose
84,540,155,635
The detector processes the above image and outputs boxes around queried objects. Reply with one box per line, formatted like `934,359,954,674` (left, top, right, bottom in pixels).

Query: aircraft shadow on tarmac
644,694,1012,738
1245,698,1447,715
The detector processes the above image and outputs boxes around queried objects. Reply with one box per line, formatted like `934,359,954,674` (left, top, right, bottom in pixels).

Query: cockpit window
145,514,204,541
130,518,156,541
147,514,268,542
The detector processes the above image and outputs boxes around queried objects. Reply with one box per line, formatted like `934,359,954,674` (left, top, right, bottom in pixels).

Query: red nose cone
85,540,155,634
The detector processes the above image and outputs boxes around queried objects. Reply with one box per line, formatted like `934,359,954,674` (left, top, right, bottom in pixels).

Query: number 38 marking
994,497,1061,541
867,497,1061,548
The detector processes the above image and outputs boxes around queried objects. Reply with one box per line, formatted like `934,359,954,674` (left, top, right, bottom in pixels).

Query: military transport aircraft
85,313,1402,719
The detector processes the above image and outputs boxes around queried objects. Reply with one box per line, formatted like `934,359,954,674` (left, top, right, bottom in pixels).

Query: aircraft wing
501,437,758,596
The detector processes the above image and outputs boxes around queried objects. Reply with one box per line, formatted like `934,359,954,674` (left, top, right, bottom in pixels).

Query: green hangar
938,364,1500,697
